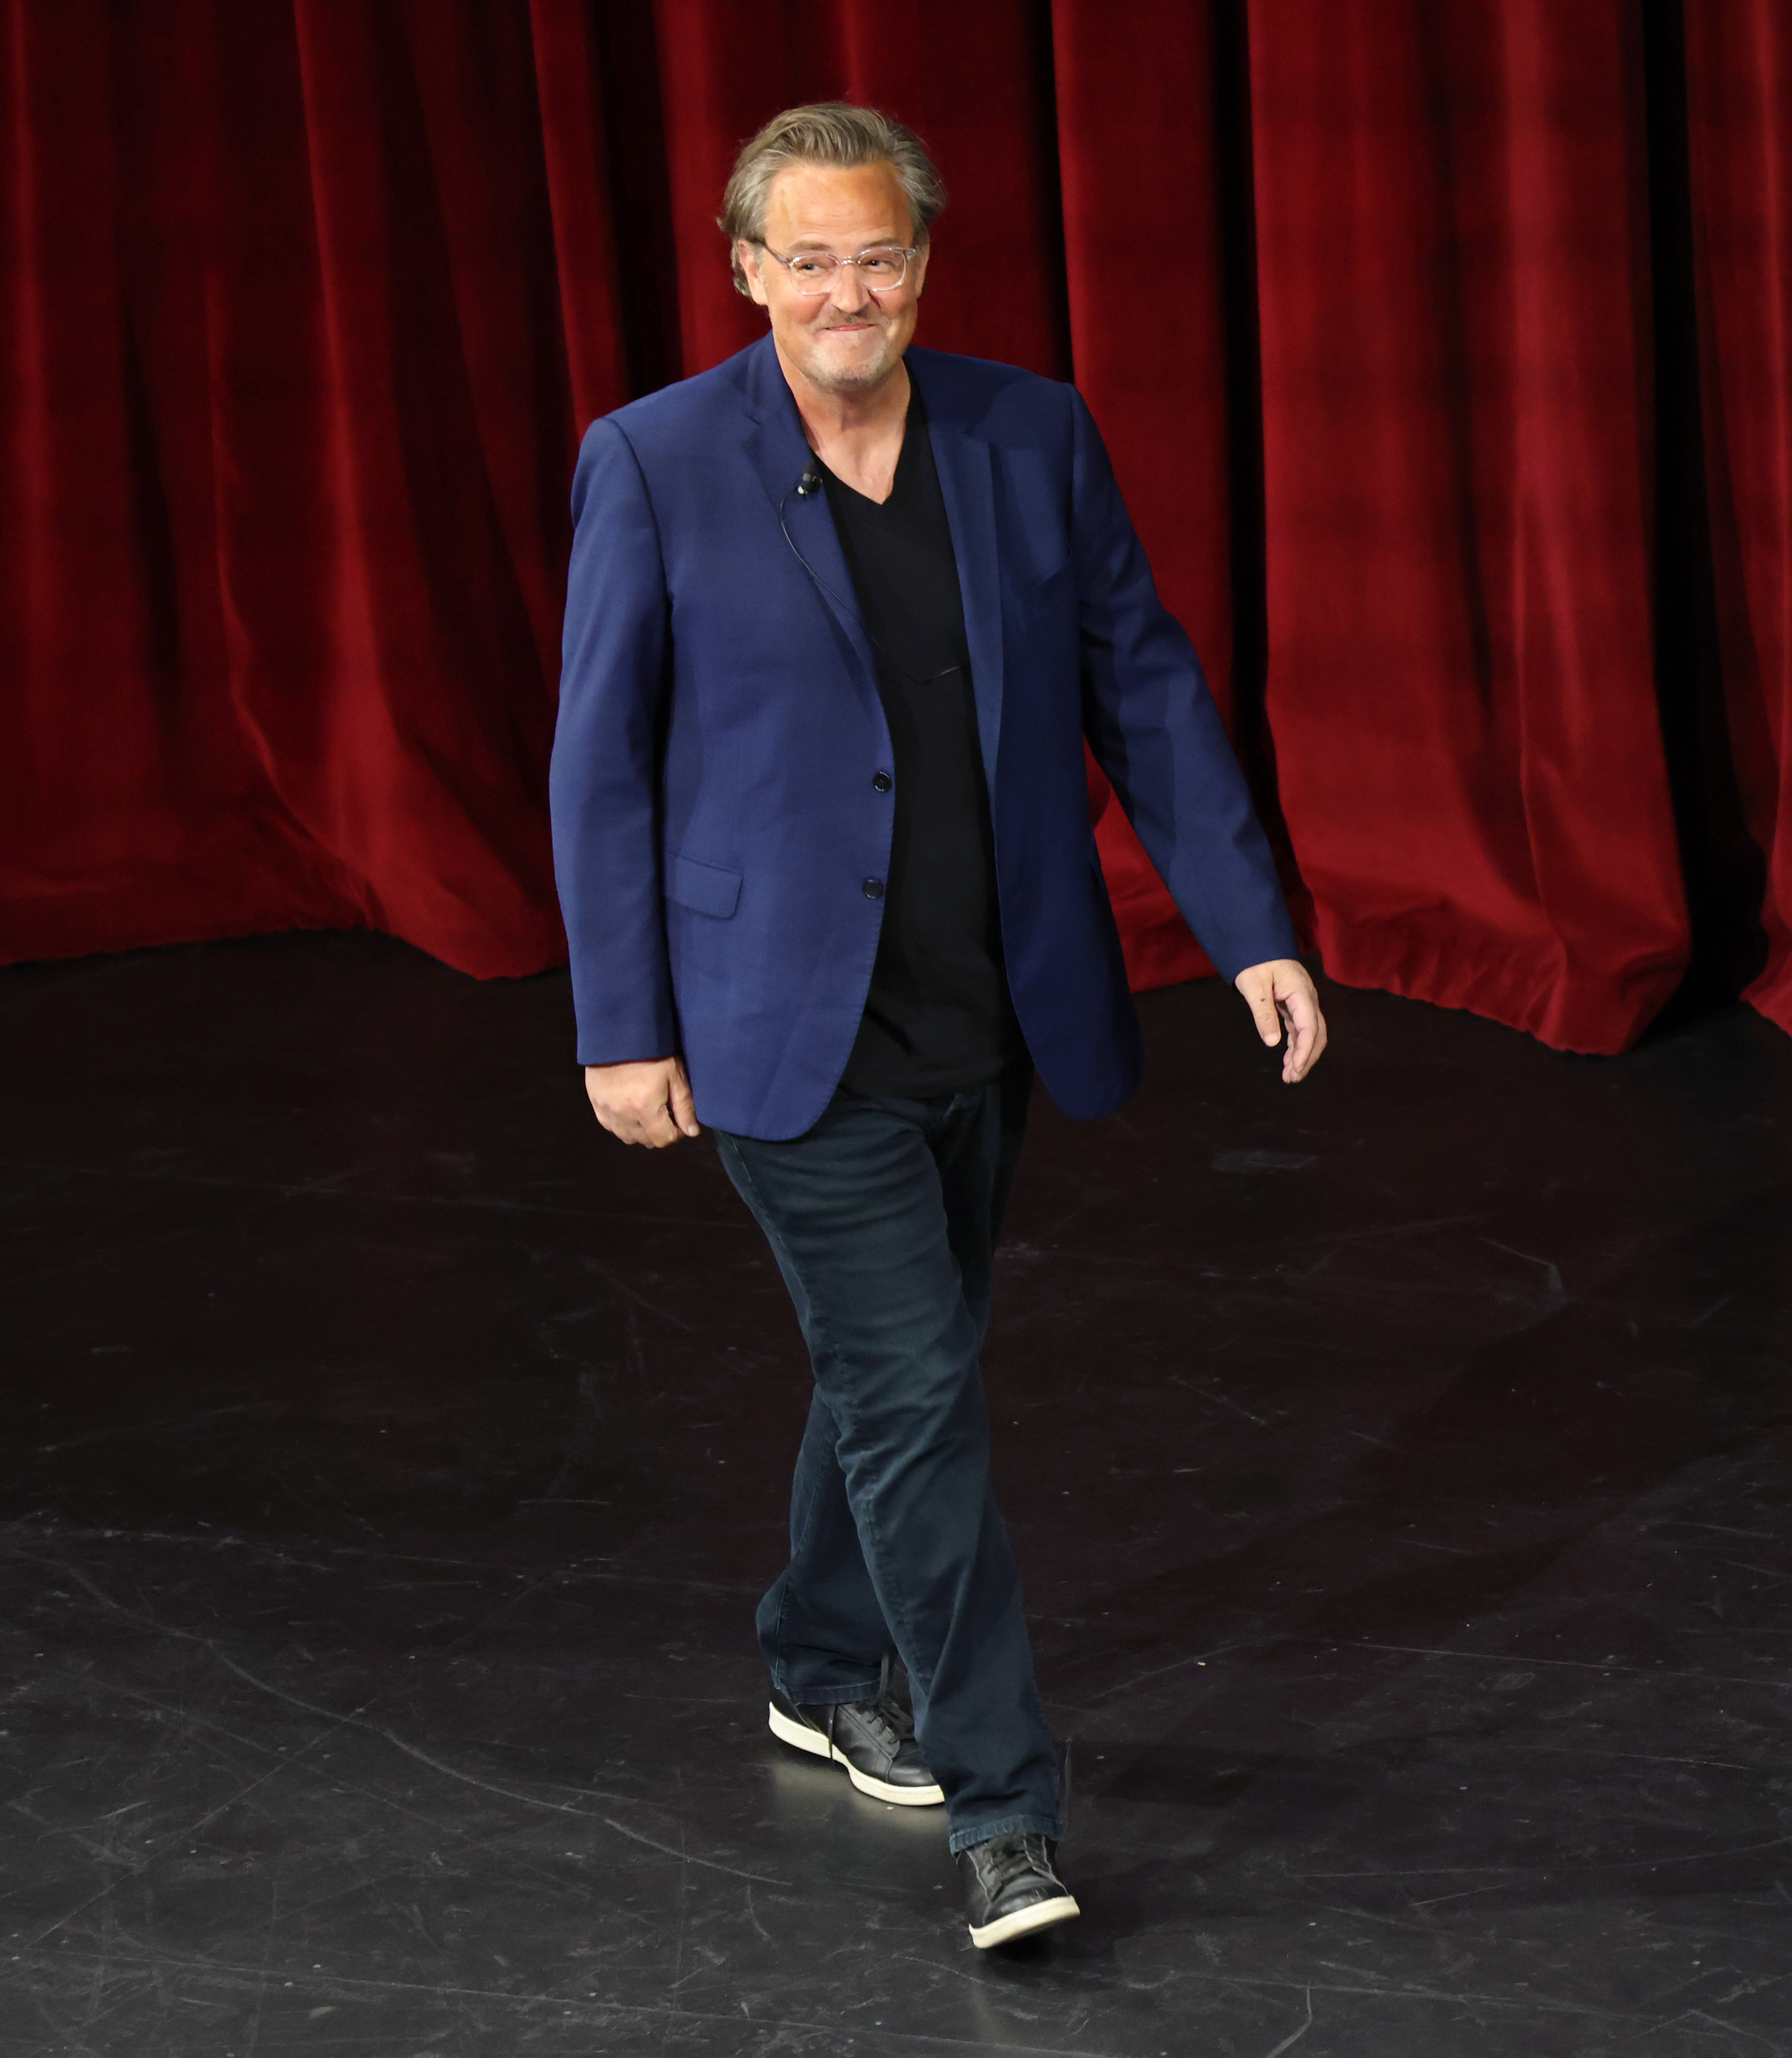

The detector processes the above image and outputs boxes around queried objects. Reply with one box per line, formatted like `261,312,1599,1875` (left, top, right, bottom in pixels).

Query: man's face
738,161,929,397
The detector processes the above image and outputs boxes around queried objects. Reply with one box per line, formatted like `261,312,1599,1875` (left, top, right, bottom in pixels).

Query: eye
859,257,901,280
788,258,831,282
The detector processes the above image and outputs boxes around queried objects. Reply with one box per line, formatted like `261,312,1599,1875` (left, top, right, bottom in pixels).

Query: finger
1306,1008,1329,1071
638,1097,681,1147
1281,992,1326,1082
594,1100,670,1148
1296,992,1328,1075
624,1111,677,1148
1243,984,1282,1047
668,1062,701,1138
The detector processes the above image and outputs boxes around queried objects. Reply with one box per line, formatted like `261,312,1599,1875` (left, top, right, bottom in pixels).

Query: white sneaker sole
767,1701,945,1806
968,1891,1081,1949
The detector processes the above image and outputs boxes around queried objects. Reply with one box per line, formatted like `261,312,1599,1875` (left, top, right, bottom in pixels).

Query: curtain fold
2,0,334,960
1249,0,1688,1053
1053,0,1229,994
1,0,1784,1055
1684,0,1792,1036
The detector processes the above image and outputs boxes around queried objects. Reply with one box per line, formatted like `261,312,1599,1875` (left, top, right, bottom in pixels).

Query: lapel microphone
794,455,823,499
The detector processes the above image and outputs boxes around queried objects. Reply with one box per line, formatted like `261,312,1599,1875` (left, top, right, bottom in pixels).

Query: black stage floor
3,933,1790,2056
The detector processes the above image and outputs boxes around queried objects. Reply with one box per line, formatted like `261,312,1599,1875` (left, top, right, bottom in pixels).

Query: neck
774,344,911,452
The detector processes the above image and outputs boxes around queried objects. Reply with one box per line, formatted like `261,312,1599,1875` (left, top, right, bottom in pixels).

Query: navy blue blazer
550,333,1296,1140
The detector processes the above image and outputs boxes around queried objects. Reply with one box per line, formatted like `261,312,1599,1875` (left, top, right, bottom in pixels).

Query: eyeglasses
758,243,918,295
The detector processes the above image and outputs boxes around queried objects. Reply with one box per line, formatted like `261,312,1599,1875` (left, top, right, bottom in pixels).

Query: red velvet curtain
1,1,1784,1053
1251,0,1689,1051
1684,0,1792,1036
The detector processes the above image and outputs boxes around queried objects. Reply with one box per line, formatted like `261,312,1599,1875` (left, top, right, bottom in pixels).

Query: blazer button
872,771,892,792
862,877,885,900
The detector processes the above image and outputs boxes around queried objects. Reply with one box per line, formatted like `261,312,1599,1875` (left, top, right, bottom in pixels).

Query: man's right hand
583,1057,701,1148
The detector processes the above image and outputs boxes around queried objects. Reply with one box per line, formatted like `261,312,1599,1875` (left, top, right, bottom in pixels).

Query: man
550,103,1325,1949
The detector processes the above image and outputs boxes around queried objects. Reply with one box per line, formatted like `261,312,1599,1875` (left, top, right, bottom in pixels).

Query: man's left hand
1234,959,1327,1083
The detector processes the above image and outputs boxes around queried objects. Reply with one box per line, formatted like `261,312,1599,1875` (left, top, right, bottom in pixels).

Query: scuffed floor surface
2,931,1789,2056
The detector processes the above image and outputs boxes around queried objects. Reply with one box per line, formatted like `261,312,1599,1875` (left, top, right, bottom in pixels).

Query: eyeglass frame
753,241,922,296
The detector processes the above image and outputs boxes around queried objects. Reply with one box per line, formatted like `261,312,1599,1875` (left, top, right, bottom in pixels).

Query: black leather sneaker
767,1658,944,1806
957,1833,1080,1948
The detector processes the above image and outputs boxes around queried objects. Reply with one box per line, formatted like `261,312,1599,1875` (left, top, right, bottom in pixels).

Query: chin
805,345,897,394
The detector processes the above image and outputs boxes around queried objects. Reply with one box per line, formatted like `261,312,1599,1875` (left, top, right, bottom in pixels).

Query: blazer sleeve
549,418,680,1067
1068,387,1299,981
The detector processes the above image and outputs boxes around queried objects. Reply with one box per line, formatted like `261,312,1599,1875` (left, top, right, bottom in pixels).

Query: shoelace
976,1834,1054,1892
859,1693,914,1747
842,1653,916,1751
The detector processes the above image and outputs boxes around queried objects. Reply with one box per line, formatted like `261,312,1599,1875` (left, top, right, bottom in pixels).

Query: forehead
762,161,913,246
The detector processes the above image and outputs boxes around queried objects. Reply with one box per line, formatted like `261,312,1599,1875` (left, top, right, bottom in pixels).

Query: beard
793,313,903,394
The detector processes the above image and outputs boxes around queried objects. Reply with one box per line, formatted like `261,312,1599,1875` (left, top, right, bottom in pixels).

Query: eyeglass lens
781,247,909,294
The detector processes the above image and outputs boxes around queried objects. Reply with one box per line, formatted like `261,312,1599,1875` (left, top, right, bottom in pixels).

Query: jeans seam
720,1141,843,1369
722,1129,934,1706
949,1812,1063,1856
770,1428,852,1701
784,1680,883,1708
725,1142,844,1697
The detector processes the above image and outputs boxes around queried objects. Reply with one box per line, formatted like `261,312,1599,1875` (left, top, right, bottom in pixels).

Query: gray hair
719,102,946,297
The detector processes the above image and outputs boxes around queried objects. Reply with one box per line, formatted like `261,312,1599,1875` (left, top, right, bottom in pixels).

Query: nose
826,260,872,314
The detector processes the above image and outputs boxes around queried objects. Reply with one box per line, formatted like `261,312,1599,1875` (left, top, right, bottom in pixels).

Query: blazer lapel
912,360,1005,787
737,337,881,707
734,336,1006,774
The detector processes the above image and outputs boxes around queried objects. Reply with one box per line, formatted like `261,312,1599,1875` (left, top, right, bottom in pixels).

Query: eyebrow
781,234,904,251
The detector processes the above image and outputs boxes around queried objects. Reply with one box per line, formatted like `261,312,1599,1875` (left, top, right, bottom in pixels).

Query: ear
737,240,771,307
909,239,931,299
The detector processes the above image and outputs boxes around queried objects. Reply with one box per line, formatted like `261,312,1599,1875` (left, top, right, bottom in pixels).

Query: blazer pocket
1016,558,1073,603
1010,560,1075,625
668,853,742,920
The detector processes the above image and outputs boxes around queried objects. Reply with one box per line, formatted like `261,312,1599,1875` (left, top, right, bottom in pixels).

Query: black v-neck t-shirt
821,391,1021,1098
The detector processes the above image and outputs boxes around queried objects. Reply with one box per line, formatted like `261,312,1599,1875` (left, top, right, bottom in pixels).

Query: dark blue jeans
713,1066,1060,1853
